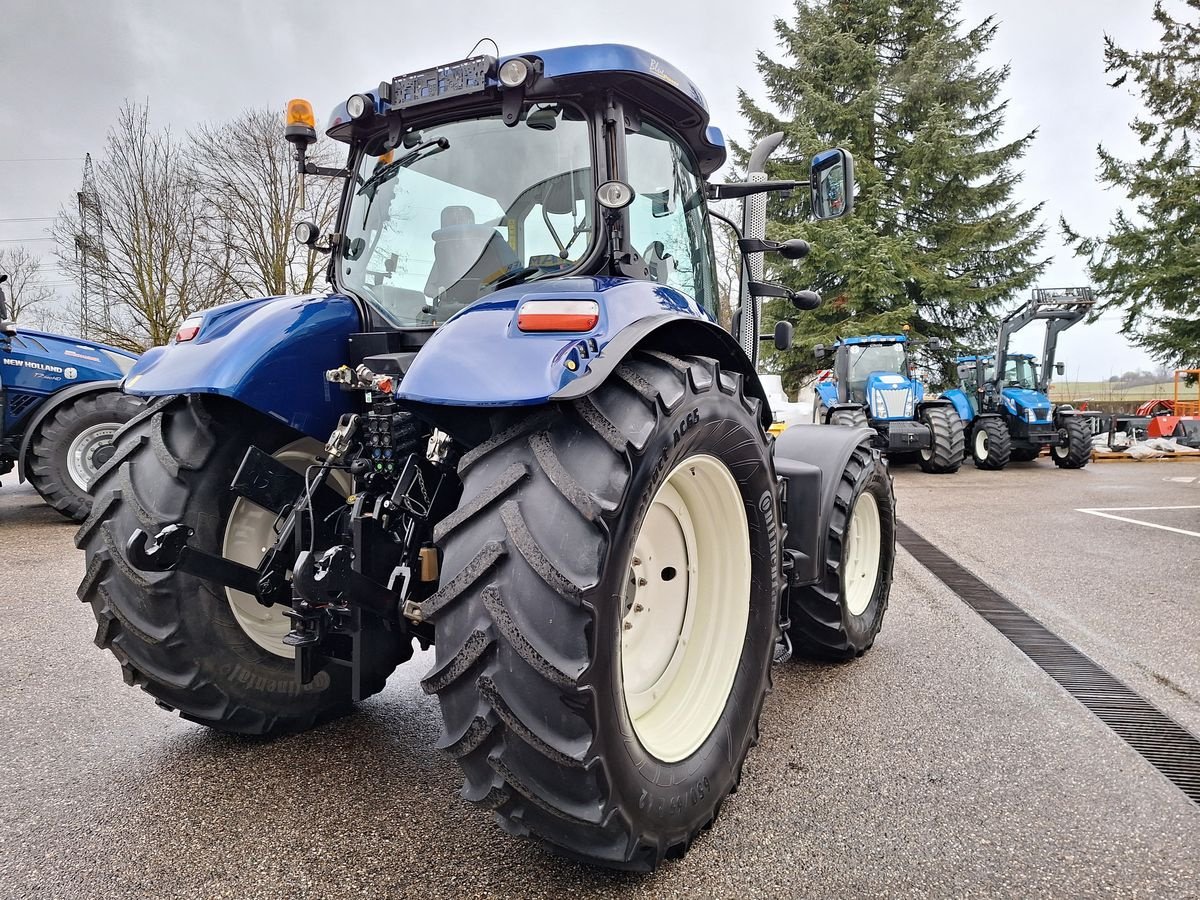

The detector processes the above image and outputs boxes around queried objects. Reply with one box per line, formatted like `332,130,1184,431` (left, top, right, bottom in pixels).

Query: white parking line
1076,505,1200,539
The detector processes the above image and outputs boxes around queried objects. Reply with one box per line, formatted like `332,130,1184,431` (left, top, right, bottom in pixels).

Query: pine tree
1062,0,1200,369
739,0,1046,390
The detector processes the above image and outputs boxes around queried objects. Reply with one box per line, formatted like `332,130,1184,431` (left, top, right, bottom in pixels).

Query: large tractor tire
75,395,406,735
786,444,895,660
829,407,869,429
971,417,1011,470
422,351,779,870
27,390,143,522
1051,417,1092,469
917,405,965,474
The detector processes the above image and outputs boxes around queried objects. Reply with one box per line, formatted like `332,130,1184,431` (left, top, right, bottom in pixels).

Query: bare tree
710,201,741,332
189,108,341,297
54,103,216,352
0,246,54,321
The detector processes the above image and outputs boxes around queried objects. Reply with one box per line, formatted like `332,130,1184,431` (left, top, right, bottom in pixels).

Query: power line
0,216,57,223
0,157,86,163
0,237,55,243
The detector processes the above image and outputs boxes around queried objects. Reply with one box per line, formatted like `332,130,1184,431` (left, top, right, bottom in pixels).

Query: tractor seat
425,206,520,314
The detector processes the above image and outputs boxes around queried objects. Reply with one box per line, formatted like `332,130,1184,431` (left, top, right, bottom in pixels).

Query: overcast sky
0,0,1172,379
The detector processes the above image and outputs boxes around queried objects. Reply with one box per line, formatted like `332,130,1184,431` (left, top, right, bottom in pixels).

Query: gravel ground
1,458,1198,899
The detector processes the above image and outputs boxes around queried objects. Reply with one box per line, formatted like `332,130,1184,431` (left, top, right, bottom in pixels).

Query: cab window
624,122,719,318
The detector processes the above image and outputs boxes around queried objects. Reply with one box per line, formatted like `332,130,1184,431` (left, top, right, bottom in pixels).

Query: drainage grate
897,521,1200,806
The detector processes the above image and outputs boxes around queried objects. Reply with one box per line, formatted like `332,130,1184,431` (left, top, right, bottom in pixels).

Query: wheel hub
843,491,882,616
65,423,120,491
619,455,750,763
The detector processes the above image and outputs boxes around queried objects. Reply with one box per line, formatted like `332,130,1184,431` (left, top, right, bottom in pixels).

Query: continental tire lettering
760,490,779,597
672,408,701,446
225,663,330,694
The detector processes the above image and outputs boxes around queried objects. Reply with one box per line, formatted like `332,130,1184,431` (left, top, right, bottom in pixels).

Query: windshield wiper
357,137,450,200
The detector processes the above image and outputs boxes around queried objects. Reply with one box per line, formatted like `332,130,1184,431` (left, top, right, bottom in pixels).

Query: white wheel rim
65,422,120,490
974,428,988,460
620,454,750,763
1053,433,1068,457
920,444,933,461
843,491,882,616
222,439,350,658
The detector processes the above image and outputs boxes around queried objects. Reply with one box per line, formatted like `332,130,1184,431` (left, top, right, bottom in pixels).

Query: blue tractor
0,274,142,520
75,47,898,869
811,333,964,473
943,288,1094,470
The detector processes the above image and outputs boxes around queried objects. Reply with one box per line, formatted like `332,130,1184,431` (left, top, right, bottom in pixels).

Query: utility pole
73,154,109,339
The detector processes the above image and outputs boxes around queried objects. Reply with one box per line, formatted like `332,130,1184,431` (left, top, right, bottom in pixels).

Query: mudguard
397,276,771,425
14,380,122,481
941,387,975,424
772,423,875,587
123,294,360,439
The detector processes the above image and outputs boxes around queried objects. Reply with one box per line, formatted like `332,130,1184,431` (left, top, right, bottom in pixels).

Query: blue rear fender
941,387,975,424
398,276,771,425
124,294,360,439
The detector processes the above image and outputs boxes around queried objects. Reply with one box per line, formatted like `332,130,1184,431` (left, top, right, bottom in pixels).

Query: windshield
847,343,907,401
984,357,1039,390
340,110,594,325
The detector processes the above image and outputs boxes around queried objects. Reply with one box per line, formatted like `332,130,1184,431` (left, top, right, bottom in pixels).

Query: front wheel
971,417,1011,470
829,407,869,429
787,444,896,660
28,390,143,522
917,405,965,474
1052,416,1092,469
423,352,779,870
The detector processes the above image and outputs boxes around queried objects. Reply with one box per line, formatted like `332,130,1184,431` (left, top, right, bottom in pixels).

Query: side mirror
748,281,821,311
1055,362,1065,376
956,363,975,381
0,273,9,321
810,148,855,220
928,337,943,351
814,343,827,360
738,237,810,261
773,320,794,351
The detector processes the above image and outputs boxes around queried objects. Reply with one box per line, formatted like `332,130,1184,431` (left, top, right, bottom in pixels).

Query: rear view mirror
814,343,827,360
774,320,794,351
956,363,975,381
928,337,943,351
1056,362,1065,376
810,148,855,220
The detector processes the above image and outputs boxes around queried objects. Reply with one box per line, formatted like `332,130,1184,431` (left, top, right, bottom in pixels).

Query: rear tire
28,390,143,522
917,405,965,474
1052,416,1092,469
423,352,780,870
787,444,896,660
75,395,406,735
971,418,1011,470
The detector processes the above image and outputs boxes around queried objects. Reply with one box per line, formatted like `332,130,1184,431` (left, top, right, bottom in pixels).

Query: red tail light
517,300,600,333
175,320,201,342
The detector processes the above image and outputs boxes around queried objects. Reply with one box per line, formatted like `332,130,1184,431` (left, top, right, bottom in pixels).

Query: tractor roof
326,44,726,174
837,334,908,346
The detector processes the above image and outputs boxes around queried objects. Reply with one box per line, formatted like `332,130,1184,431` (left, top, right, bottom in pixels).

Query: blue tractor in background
75,46,897,870
943,288,1094,470
0,274,142,520
811,333,964,474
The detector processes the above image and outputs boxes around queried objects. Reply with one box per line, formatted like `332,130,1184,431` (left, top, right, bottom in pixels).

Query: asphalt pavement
1,458,1198,899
